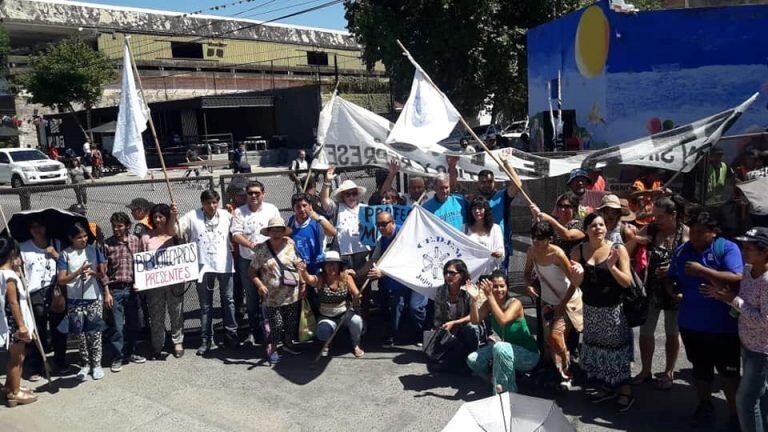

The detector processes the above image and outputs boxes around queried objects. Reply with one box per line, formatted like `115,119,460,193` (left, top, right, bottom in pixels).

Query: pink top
731,264,768,354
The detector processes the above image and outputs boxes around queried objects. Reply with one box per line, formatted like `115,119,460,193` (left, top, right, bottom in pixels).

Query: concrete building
1,0,387,148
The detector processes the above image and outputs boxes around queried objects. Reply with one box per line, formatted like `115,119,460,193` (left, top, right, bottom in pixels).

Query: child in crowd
57,222,110,381
1,235,38,407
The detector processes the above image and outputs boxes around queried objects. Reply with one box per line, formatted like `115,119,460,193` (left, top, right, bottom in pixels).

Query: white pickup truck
0,148,68,188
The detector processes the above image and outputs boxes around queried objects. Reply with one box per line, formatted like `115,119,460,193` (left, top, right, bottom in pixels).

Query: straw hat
260,216,292,236
320,251,344,265
596,194,622,210
619,198,637,222
333,179,367,201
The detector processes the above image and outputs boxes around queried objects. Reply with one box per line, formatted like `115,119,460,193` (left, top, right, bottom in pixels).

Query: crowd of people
0,153,766,432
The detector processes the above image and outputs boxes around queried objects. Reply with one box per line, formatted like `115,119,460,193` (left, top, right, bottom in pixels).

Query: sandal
654,375,674,391
353,346,365,358
631,373,652,385
5,389,38,408
616,394,635,412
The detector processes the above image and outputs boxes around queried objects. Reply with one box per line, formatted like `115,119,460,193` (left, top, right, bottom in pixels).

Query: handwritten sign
358,204,412,246
133,243,199,291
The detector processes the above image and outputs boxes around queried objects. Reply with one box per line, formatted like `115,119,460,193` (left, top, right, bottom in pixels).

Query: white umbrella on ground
443,392,574,432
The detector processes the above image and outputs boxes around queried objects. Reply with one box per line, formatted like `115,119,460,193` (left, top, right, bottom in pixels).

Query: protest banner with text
133,243,199,291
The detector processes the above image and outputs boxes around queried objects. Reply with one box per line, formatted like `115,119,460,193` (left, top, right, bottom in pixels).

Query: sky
90,0,349,31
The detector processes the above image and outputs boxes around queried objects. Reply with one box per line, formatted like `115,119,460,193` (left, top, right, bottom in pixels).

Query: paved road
0,307,733,432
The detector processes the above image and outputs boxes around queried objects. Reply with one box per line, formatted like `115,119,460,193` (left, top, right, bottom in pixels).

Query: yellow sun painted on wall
575,5,610,78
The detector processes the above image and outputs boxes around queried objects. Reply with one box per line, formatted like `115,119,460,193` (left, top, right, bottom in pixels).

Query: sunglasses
376,220,393,228
247,191,262,197
444,270,459,276
343,191,359,197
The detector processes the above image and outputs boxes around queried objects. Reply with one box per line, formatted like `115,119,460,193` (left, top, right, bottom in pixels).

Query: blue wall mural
527,0,768,153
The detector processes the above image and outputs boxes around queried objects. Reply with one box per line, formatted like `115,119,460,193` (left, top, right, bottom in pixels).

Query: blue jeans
106,285,141,361
467,342,540,393
317,312,363,346
737,346,768,432
197,272,237,343
238,256,262,339
389,287,428,340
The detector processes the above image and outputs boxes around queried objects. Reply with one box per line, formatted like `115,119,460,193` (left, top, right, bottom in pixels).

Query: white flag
737,176,768,216
377,206,495,300
385,51,461,152
113,42,149,178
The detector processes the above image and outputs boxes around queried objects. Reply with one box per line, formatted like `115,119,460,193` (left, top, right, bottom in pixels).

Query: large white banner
377,206,496,300
133,243,199,291
113,42,149,178
316,93,757,181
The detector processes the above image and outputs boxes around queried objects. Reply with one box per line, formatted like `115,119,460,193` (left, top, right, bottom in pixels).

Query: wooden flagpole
0,204,52,384
124,38,176,204
394,40,535,208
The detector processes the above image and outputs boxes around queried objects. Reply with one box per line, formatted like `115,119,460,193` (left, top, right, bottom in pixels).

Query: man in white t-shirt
320,167,371,278
178,189,238,354
230,180,280,342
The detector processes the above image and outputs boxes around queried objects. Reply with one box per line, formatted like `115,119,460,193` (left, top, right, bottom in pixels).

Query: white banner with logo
376,206,496,300
315,94,757,181
133,243,199,291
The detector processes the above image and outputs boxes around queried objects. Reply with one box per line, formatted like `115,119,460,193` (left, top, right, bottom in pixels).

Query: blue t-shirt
669,238,743,333
288,216,324,275
423,193,466,232
488,189,506,235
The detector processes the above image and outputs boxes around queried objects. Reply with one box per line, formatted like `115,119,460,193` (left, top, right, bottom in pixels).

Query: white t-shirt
290,159,308,171
58,245,104,300
20,239,59,293
0,269,34,349
329,201,370,256
179,208,235,280
467,223,505,270
230,202,281,260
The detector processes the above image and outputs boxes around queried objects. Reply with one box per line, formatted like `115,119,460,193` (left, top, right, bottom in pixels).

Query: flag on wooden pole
113,41,149,178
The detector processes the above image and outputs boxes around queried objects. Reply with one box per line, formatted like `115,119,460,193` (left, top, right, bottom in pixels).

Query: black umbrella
4,208,96,246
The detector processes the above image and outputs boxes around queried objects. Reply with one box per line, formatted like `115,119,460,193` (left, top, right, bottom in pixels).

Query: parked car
0,148,68,188
501,119,530,150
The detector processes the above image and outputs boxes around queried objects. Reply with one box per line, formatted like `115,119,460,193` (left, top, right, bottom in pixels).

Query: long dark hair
443,259,470,286
149,203,171,227
0,235,17,266
468,196,494,232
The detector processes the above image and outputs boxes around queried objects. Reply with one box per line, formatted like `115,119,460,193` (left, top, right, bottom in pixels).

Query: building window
307,51,329,66
171,42,204,59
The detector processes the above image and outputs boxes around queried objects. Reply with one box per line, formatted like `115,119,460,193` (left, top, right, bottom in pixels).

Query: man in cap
566,168,594,221
127,198,154,238
668,209,743,428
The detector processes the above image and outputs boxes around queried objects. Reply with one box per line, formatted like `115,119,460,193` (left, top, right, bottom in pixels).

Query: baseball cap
567,169,593,185
126,197,153,211
687,209,719,229
735,227,768,249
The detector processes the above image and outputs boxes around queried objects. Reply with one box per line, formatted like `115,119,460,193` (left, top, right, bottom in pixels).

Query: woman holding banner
465,197,504,270
249,216,304,365
140,204,185,360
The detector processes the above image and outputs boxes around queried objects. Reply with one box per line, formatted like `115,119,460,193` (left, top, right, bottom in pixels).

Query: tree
16,38,116,142
344,0,662,123
0,26,10,76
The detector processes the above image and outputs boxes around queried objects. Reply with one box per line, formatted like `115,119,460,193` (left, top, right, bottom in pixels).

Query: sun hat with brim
619,198,637,222
735,227,768,249
567,169,593,185
320,251,345,264
333,179,367,201
260,216,292,236
597,194,622,211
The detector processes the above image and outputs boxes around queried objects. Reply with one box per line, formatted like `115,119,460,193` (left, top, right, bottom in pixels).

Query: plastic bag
298,298,317,343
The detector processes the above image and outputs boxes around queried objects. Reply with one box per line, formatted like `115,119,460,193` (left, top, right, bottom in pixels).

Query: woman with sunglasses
431,259,483,373
531,192,585,257
466,197,505,270
523,221,581,389
466,270,539,393
320,168,370,277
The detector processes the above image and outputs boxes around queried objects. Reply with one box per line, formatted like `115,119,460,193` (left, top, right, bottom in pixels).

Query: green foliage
0,26,9,75
16,38,116,112
344,0,663,122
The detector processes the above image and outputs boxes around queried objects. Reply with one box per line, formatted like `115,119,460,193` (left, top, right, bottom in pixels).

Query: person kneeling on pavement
297,251,364,358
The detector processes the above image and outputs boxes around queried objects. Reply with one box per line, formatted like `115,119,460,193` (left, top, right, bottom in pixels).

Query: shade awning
88,120,117,134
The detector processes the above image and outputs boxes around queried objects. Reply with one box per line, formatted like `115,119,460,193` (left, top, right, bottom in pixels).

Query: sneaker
690,400,716,428
76,365,91,381
320,347,329,357
415,342,423,348
92,367,105,380
268,351,281,365
27,374,43,382
110,360,123,373
129,354,146,364
196,344,209,356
